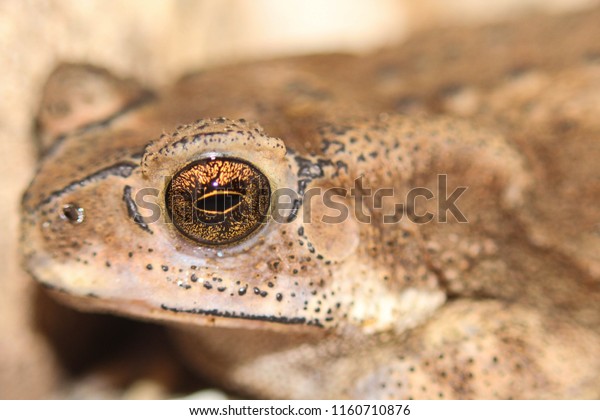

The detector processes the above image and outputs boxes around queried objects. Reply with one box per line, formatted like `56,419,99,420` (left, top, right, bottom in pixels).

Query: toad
21,8,600,398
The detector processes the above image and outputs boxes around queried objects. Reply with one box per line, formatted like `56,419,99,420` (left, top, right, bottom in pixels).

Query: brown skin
22,8,600,398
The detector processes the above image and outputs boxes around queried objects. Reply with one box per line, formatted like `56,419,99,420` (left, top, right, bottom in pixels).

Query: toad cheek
301,184,360,261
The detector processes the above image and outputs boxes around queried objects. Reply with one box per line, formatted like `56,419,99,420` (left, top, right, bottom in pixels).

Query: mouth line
160,304,324,327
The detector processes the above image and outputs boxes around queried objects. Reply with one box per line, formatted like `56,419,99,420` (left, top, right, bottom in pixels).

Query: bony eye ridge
166,157,271,246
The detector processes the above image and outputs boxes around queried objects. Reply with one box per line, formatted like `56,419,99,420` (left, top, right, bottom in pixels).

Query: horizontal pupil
195,191,243,214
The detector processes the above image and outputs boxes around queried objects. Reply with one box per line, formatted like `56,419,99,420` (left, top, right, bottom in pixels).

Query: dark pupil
196,192,243,213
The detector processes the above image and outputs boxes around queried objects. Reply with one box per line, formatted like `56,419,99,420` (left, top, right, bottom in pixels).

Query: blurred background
1,0,598,399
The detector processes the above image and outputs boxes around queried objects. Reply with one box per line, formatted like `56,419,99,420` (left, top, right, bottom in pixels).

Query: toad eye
165,157,271,246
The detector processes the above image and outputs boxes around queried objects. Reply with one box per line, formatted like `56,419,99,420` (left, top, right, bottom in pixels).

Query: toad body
21,9,600,398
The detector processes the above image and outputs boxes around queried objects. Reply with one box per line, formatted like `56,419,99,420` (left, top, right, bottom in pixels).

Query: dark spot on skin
203,281,213,290
394,95,422,112
254,287,261,295
161,265,169,272
146,264,153,270
506,64,532,79
238,286,247,296
438,82,465,97
105,261,111,268
584,50,600,63
190,274,199,282
295,156,324,178
297,227,304,236
297,178,311,196
217,287,226,292
335,160,348,175
553,119,577,133
321,139,346,154
276,293,283,301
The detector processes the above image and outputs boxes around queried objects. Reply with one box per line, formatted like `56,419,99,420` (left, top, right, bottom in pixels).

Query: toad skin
21,8,600,398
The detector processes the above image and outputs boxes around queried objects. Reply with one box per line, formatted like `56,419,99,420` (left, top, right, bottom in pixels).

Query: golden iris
166,157,270,246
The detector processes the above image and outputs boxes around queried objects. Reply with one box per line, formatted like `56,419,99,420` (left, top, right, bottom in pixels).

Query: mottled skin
22,9,600,398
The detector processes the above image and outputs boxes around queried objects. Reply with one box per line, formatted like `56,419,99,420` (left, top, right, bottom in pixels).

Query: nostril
61,204,85,224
